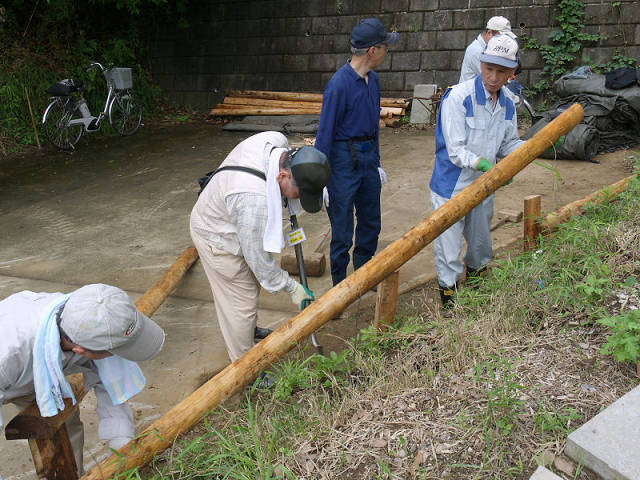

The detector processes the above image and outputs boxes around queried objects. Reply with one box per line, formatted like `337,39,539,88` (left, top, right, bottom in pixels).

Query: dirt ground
0,121,636,479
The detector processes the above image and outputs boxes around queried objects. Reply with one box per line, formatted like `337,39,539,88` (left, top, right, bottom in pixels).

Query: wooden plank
222,97,321,108
374,271,400,331
30,424,79,480
82,103,584,480
225,89,409,107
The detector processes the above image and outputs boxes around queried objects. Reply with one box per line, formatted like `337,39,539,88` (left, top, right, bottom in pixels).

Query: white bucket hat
480,34,520,69
61,284,165,362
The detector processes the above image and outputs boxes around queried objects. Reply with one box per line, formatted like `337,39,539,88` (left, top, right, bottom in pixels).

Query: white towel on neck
263,147,288,253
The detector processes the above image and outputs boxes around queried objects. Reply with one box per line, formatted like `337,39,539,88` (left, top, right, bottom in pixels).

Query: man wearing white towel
190,132,330,365
0,283,166,476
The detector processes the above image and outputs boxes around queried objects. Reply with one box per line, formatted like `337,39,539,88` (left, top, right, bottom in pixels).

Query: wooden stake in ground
25,87,41,148
82,103,584,480
524,195,542,251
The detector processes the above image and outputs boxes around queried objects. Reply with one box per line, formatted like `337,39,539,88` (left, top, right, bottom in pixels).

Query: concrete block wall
147,0,640,109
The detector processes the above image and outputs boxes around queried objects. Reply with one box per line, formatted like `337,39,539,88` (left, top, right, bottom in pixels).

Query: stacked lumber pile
210,90,409,128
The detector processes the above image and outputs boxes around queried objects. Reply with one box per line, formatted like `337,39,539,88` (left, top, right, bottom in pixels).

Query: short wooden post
374,271,400,331
524,195,542,251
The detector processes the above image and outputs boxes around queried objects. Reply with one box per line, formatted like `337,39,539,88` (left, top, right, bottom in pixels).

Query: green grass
139,161,640,480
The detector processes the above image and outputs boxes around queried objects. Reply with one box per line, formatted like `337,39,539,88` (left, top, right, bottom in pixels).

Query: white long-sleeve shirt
190,132,296,294
459,34,487,83
0,291,134,440
430,75,525,199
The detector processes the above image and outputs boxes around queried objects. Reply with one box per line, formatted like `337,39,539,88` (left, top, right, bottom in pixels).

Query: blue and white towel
33,295,146,417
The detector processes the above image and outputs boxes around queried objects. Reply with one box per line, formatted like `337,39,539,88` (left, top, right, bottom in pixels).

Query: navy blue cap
350,18,400,49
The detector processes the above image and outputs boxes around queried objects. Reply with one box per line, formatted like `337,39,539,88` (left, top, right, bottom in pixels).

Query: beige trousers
191,229,260,362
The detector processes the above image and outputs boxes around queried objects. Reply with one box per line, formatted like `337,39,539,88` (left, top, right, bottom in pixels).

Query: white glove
322,186,330,208
290,281,314,309
378,167,388,184
109,436,133,450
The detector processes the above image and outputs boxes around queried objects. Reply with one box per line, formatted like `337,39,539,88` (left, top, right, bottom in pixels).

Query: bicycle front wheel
43,99,84,150
109,91,142,136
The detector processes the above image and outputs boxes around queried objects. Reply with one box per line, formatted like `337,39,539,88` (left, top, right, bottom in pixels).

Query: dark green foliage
0,0,185,150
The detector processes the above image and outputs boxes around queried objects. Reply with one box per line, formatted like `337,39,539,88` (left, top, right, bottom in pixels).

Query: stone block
421,50,451,70
424,10,453,30
309,54,337,72
377,54,393,72
338,15,360,34
581,46,618,65
520,48,543,69
406,31,437,50
636,24,640,45
263,55,284,73
392,52,421,71
454,10,486,30
584,4,619,26
515,6,550,28
174,74,198,92
566,385,640,480
436,30,468,50
409,0,438,11
620,3,640,23
434,70,460,89
282,54,309,72
445,0,469,8
598,25,632,48
303,0,325,16
382,0,409,12
530,466,563,480
469,0,502,7
378,71,405,90
394,11,424,32
312,16,339,35
405,71,435,90
410,84,437,123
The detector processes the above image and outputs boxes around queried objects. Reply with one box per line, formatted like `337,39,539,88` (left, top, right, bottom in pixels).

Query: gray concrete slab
0,123,633,478
530,466,564,480
565,384,640,480
410,84,437,124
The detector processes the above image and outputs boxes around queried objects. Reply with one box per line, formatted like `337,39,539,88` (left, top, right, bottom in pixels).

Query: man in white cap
0,283,165,475
190,131,330,367
430,34,525,306
459,16,516,83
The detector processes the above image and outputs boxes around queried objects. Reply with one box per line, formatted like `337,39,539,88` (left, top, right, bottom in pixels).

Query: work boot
254,326,273,341
438,284,457,308
465,266,487,288
251,371,277,390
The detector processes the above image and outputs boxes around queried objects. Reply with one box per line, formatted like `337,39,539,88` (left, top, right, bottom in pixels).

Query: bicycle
42,61,142,150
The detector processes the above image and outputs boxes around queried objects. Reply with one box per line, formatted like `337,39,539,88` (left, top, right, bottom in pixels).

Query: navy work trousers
326,140,381,285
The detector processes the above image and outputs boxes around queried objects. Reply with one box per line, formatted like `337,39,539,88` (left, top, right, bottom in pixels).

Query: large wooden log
135,246,200,316
226,89,409,107
82,103,584,480
222,97,322,108
210,106,322,116
539,174,637,232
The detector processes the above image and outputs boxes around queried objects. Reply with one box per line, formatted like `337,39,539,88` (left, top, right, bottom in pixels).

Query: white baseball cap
480,34,520,69
486,16,513,34
61,284,165,362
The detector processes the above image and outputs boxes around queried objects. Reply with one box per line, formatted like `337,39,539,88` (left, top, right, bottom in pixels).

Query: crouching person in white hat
190,131,330,382
430,35,526,307
0,283,165,475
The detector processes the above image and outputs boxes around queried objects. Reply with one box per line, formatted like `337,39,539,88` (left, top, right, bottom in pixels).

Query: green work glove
290,281,315,310
476,158,494,172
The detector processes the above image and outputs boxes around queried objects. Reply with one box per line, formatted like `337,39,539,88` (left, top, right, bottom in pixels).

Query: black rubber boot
438,284,456,308
466,266,487,287
254,326,273,341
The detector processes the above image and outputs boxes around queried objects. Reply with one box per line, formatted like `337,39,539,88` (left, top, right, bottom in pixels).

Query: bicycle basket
106,67,133,90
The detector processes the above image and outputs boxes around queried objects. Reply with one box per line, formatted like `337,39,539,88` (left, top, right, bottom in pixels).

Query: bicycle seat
46,78,84,96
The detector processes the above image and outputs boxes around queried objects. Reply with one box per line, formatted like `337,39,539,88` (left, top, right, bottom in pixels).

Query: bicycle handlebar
86,61,105,72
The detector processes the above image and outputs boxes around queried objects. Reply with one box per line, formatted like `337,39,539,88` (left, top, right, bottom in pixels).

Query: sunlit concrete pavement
0,123,632,478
